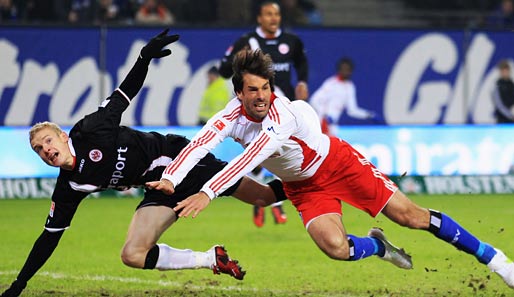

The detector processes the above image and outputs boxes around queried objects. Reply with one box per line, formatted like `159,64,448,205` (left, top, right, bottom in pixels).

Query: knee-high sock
428,209,497,264
347,235,385,261
153,244,214,270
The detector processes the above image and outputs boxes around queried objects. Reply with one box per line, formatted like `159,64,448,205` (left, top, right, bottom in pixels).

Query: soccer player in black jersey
1,30,286,297
219,1,308,102
218,1,308,228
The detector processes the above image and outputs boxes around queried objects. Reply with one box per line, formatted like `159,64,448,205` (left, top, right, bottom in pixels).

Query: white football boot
368,227,413,269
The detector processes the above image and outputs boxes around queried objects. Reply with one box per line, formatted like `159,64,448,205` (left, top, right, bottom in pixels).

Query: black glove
139,28,180,60
1,280,26,297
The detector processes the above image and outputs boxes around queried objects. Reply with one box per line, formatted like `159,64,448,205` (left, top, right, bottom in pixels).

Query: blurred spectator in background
487,0,514,28
310,57,378,136
67,0,96,23
492,59,514,123
175,0,218,24
135,0,174,25
94,0,126,24
0,0,19,22
25,0,62,22
297,0,322,25
217,0,251,25
198,66,231,125
280,0,308,26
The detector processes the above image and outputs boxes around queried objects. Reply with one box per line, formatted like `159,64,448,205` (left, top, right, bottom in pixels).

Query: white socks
487,248,514,288
155,244,214,271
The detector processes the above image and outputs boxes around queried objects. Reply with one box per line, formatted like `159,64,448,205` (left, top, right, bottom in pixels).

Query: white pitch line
0,270,265,294
0,270,370,297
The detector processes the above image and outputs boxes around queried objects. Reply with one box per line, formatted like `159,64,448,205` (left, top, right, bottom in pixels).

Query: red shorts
283,137,398,228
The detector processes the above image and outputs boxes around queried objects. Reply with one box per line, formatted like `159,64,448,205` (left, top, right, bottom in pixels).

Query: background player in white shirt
310,57,377,136
148,49,514,290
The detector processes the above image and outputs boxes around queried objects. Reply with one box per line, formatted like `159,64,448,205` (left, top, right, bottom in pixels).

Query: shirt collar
256,27,282,39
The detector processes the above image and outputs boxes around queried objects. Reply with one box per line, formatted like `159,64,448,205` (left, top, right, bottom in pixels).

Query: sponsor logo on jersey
89,149,103,162
78,159,85,173
273,62,290,72
213,119,226,131
278,43,289,54
49,201,55,217
267,126,277,134
109,147,128,187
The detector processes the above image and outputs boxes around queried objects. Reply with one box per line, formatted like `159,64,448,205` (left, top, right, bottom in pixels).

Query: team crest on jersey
278,43,290,54
213,119,226,131
89,149,103,162
49,201,55,217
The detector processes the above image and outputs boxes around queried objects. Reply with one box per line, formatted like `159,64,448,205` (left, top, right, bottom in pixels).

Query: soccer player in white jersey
147,49,514,290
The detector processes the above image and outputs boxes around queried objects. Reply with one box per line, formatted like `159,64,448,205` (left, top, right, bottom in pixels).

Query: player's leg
270,201,287,224
231,175,280,206
121,205,209,270
306,213,412,268
120,205,245,279
298,193,410,269
382,190,514,288
246,166,267,227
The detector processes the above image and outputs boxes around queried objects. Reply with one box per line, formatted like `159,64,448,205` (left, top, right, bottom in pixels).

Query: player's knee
320,236,350,260
120,244,145,268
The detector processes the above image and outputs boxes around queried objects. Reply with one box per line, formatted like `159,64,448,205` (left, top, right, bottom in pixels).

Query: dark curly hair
231,49,275,94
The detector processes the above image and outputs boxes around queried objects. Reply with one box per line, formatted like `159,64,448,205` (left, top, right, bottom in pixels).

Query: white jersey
309,76,373,122
162,94,330,199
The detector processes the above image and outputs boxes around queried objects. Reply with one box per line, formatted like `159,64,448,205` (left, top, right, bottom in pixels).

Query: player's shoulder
217,97,242,123
280,31,302,42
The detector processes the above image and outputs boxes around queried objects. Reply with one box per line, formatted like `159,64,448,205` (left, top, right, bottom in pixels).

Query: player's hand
173,192,210,218
1,280,26,297
145,179,175,195
140,28,180,60
295,81,309,101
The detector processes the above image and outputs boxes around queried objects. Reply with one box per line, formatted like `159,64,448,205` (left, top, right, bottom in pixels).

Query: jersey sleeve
292,36,308,83
344,82,373,119
45,176,88,232
200,99,296,199
74,56,151,137
160,100,239,187
219,35,249,79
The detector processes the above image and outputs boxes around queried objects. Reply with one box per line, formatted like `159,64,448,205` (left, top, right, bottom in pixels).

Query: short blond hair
29,121,64,143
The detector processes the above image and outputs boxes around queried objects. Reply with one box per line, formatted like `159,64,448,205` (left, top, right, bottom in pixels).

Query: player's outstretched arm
173,192,211,218
1,230,64,297
118,29,179,99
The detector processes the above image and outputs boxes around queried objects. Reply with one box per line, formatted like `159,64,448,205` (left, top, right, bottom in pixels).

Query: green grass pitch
1,194,513,296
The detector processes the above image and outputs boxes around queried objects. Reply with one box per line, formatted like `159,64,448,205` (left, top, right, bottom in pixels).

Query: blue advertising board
2,125,513,178
0,27,513,126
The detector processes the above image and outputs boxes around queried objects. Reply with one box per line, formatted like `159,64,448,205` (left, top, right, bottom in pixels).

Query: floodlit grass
1,194,513,296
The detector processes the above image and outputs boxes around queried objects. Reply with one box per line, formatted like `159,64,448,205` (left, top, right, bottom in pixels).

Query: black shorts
136,152,242,211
